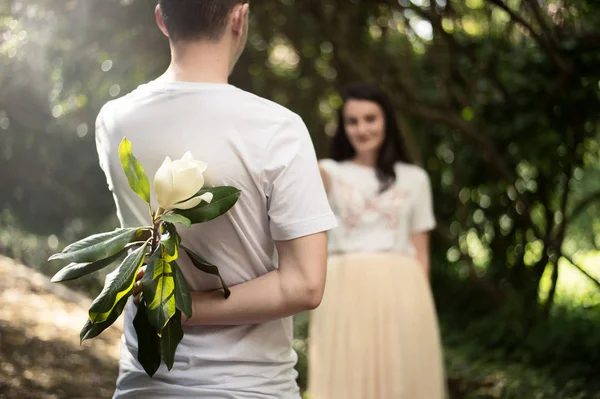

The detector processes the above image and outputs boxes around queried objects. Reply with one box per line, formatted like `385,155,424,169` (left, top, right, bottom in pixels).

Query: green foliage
88,243,147,324
161,214,192,228
160,222,181,263
444,338,599,399
48,228,147,264
175,187,242,225
142,248,177,333
431,262,600,397
172,261,193,320
133,301,162,377
80,293,130,342
119,138,151,204
50,248,126,283
183,246,231,299
442,307,600,399
44,136,241,377
159,309,184,371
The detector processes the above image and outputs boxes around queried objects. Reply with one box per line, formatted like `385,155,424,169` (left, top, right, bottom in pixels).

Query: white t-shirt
319,160,435,255
95,80,337,398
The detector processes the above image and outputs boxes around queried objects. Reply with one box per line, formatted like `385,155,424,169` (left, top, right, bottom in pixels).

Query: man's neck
158,41,231,84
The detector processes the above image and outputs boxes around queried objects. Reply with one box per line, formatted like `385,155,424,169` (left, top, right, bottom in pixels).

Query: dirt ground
0,256,123,399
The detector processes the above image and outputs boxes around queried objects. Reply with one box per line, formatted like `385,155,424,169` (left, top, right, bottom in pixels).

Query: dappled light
0,256,121,399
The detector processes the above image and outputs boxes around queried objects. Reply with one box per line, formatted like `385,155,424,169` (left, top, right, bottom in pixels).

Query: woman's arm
411,232,431,278
319,164,331,195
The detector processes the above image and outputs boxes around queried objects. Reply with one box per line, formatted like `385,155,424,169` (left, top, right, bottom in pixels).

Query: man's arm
183,232,328,326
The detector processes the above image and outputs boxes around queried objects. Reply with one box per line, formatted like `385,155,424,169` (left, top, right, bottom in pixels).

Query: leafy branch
49,138,241,377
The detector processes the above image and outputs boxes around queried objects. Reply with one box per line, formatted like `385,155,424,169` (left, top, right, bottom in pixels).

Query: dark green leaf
175,187,241,225
89,243,148,324
119,138,151,204
172,261,192,320
80,293,129,343
48,228,148,264
160,309,183,371
52,248,128,283
142,248,177,332
182,246,230,299
133,301,161,378
161,214,191,228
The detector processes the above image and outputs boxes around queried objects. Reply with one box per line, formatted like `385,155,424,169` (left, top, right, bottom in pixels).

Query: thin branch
554,174,573,244
542,167,574,317
484,0,570,72
523,0,555,40
392,93,514,181
303,0,516,183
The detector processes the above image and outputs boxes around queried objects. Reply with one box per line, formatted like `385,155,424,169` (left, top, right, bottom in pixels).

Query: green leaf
142,248,177,332
160,309,183,371
175,187,241,225
160,222,181,263
172,261,192,320
119,138,151,204
161,214,191,228
52,248,128,283
80,293,129,343
182,246,230,299
133,301,161,378
49,228,148,264
89,243,148,324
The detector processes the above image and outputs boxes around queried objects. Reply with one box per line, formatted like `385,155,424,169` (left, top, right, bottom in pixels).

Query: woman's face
342,99,386,157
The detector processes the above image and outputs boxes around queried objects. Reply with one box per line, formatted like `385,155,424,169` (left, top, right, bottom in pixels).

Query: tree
2,0,600,325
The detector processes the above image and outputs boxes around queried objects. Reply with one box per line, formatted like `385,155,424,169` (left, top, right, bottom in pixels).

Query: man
94,1,336,397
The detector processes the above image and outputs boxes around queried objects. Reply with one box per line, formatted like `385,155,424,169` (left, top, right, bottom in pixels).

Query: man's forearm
184,268,320,326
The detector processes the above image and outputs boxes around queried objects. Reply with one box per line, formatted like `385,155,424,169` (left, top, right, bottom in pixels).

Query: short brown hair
158,0,248,42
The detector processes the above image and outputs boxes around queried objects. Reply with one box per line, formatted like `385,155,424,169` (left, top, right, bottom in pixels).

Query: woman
308,83,447,399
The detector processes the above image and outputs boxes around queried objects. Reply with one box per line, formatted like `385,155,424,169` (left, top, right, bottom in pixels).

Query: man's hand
132,265,146,306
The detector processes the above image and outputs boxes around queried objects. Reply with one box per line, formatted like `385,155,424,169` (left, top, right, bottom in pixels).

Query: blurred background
1,0,600,398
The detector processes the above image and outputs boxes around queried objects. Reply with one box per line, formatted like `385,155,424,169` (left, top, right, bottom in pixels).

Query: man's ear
231,3,250,37
155,4,169,37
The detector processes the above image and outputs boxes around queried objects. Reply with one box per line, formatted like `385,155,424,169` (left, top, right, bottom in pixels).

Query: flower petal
192,160,208,174
173,196,203,210
198,192,213,204
154,157,174,209
169,162,205,204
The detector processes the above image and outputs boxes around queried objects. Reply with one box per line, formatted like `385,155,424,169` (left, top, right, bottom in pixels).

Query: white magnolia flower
154,152,213,211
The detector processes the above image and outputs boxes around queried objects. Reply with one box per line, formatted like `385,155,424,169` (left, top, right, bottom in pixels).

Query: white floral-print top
319,160,436,256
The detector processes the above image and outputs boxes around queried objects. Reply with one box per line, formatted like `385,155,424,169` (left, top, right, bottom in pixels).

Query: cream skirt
307,252,447,399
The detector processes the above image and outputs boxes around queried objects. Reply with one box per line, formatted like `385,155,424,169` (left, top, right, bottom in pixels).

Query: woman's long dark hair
331,83,409,192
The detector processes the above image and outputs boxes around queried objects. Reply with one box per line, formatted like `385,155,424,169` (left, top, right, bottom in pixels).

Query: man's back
96,80,336,398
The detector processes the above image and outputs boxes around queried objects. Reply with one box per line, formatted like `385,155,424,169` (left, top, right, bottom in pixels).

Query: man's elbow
300,281,325,311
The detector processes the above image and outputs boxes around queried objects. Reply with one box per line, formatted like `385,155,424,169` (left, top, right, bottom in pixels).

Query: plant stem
149,209,164,255
150,219,161,255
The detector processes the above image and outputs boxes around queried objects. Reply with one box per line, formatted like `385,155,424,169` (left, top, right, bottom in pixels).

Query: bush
444,323,600,399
